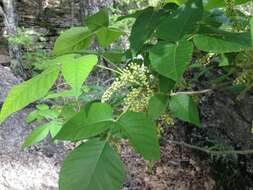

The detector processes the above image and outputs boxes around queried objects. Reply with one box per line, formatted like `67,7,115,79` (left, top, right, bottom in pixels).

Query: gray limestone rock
0,54,10,65
0,65,67,190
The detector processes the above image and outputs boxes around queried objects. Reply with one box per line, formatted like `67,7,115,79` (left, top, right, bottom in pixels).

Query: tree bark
0,0,25,78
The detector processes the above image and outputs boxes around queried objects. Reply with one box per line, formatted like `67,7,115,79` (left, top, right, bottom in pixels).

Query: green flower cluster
225,0,236,17
234,51,253,88
122,84,153,112
101,63,154,112
101,80,126,103
160,113,174,126
234,70,253,85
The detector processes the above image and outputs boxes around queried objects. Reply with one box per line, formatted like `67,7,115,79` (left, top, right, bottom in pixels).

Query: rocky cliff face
0,0,115,67
0,1,115,189
0,65,67,190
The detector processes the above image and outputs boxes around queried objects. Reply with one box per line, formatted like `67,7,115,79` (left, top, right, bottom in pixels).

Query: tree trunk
0,0,25,78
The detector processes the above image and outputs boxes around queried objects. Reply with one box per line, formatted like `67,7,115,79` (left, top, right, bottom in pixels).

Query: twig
101,54,124,73
163,138,253,155
170,89,212,96
102,78,114,85
170,81,233,96
96,64,122,75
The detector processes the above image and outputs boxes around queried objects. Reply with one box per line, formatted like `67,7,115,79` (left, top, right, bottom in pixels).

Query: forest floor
0,61,217,190
1,54,253,190
121,129,216,190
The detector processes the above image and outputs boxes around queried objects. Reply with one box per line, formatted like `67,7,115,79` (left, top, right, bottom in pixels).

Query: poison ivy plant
0,1,253,190
96,27,123,47
149,40,193,81
118,112,160,160
55,103,114,141
193,26,252,53
44,90,78,99
148,94,169,120
169,94,200,126
59,139,125,190
0,66,59,123
22,121,62,149
129,7,160,53
86,8,110,31
157,0,203,41
22,123,50,149
61,54,98,97
26,104,59,123
167,0,186,5
103,51,125,64
53,27,94,55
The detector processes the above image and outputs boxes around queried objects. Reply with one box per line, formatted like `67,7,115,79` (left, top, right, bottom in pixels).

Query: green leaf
149,40,193,82
219,54,229,67
169,94,200,126
116,9,144,21
118,112,160,160
61,55,98,97
53,27,94,55
22,124,50,149
148,95,169,120
0,66,59,123
26,110,40,123
59,105,76,121
55,103,113,141
205,0,251,10
201,10,227,28
44,90,79,99
103,51,124,64
45,54,80,66
193,31,252,53
157,0,203,42
86,9,109,31
159,76,176,93
36,104,49,110
59,139,125,190
48,121,63,138
38,109,59,120
166,0,186,5
96,27,122,47
129,7,160,53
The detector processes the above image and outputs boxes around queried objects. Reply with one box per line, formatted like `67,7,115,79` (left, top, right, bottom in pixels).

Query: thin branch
170,81,233,96
96,64,123,75
163,138,253,155
170,89,212,96
101,54,124,73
